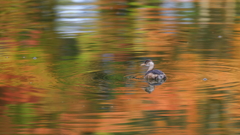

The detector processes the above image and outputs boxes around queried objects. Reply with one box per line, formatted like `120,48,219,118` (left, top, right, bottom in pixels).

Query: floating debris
5,56,8,58
218,35,222,38
23,56,26,58
33,57,37,60
203,78,207,81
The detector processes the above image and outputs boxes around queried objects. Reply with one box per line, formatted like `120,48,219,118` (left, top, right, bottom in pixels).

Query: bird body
141,59,166,80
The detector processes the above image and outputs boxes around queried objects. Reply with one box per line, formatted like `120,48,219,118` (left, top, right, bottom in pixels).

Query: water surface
0,0,240,134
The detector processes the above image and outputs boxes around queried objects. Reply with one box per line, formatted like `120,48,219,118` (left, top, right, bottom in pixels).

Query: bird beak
140,63,146,66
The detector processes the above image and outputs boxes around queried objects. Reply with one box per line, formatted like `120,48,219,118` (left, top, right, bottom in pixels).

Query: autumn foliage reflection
0,0,240,135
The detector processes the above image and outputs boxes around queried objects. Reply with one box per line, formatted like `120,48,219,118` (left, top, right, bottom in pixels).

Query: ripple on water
74,71,131,86
125,73,144,80
167,61,240,90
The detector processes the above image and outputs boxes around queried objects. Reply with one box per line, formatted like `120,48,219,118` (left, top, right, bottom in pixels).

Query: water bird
141,59,166,80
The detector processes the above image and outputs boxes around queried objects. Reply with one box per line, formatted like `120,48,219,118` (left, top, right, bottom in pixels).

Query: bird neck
147,62,154,72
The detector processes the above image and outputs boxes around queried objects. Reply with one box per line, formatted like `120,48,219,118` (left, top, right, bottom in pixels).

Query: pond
0,0,240,134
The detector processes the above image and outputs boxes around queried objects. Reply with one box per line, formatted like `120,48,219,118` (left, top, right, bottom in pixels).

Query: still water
1,0,240,134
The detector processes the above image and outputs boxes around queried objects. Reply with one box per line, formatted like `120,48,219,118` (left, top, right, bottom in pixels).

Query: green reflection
5,103,36,127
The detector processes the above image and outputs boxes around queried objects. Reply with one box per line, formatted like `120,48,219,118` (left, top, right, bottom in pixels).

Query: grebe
141,59,166,80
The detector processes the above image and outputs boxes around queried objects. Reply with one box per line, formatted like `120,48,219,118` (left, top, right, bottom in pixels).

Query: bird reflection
141,59,167,93
144,77,167,93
